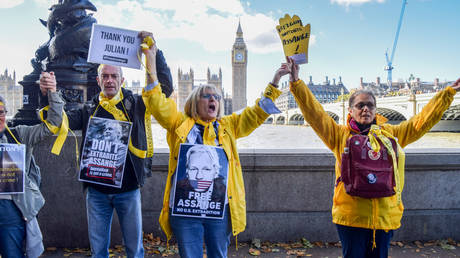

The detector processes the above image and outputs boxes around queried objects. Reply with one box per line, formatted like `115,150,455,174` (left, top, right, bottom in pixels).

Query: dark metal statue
13,0,99,125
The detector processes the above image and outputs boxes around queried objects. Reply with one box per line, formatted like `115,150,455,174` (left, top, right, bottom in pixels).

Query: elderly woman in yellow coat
287,58,460,258
139,33,287,257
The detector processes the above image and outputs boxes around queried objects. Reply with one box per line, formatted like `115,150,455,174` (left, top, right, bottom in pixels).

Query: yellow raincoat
142,84,281,240
290,80,456,230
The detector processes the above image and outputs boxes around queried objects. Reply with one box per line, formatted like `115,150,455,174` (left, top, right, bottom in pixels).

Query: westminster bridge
268,92,460,131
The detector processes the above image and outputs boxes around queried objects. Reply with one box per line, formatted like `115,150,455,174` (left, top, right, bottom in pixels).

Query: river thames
151,124,460,149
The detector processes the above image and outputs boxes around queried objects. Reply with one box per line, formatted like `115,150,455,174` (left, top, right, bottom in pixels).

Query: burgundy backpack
338,133,398,198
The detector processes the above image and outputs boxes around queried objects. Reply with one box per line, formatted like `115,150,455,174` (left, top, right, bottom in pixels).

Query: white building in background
0,69,23,116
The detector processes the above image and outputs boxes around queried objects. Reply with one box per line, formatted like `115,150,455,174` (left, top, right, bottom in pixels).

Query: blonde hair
184,84,224,120
0,96,6,111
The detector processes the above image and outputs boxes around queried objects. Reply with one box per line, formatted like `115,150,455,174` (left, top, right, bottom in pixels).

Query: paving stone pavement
41,240,460,258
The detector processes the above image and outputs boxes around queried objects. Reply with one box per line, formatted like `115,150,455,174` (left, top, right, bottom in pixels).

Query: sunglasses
353,102,375,110
201,94,221,100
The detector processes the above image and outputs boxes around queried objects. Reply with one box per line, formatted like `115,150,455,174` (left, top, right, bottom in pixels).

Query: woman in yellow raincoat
140,36,289,257
287,57,460,258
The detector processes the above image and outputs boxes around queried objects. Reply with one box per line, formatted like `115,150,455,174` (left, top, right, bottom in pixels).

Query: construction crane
384,0,408,90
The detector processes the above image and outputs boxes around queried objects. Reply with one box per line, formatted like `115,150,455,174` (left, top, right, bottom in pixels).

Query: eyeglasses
201,94,221,101
0,110,7,117
353,102,375,110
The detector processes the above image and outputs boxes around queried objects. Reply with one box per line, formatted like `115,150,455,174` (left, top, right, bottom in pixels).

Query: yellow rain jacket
290,80,456,230
142,84,281,240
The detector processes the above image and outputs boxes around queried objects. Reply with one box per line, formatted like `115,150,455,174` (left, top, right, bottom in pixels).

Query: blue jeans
336,224,394,258
86,187,144,258
170,206,231,258
0,200,25,258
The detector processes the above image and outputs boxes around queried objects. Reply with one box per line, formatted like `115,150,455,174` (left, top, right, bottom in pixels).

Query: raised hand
287,57,299,82
138,31,158,84
39,71,56,96
451,78,460,91
271,62,292,87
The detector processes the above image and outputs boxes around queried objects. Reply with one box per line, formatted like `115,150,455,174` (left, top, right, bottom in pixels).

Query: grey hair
348,89,376,108
97,64,123,78
184,84,224,120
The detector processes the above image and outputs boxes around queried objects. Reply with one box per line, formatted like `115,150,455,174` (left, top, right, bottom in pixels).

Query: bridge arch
376,108,406,122
276,116,285,125
265,117,274,124
326,111,339,123
289,114,305,125
442,104,460,120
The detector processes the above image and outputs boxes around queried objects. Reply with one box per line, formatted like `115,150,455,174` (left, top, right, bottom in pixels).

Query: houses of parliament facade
176,22,248,115
0,69,23,116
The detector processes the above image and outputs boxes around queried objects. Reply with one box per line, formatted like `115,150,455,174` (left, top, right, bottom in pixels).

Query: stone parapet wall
34,136,460,247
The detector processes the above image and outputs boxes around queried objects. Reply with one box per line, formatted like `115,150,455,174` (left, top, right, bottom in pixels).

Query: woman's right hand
287,57,299,82
451,78,460,91
138,31,158,84
271,62,292,87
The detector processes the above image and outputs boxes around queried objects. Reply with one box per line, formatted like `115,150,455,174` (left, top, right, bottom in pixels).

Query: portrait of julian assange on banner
276,14,311,65
79,117,132,188
172,144,229,219
0,144,25,194
87,24,142,70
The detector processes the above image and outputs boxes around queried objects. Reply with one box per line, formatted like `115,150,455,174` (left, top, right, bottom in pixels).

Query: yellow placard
276,14,311,64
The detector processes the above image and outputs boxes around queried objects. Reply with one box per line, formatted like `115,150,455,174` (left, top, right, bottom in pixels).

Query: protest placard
171,144,229,219
0,144,25,194
79,117,132,188
87,24,142,69
276,14,311,64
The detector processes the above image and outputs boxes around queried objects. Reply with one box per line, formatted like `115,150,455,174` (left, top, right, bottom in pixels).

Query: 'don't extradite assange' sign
87,24,142,69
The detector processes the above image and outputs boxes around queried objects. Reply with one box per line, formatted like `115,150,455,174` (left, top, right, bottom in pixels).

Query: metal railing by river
151,124,460,149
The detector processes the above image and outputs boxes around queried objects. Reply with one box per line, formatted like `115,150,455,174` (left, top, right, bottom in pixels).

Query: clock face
235,52,244,62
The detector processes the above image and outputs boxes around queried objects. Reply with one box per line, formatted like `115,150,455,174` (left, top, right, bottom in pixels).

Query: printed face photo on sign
186,145,220,192
79,117,132,188
172,144,229,219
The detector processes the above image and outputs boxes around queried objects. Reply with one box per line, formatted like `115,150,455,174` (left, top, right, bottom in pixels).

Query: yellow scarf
97,90,153,159
368,125,406,249
368,125,405,205
39,106,70,156
195,119,217,146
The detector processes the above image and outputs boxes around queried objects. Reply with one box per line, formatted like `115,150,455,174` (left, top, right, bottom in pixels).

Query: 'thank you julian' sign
87,24,142,69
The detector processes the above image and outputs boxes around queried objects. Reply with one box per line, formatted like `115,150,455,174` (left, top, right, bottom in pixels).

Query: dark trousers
0,199,25,258
336,224,394,258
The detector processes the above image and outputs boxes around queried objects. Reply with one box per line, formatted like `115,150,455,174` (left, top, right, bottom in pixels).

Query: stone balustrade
34,137,460,247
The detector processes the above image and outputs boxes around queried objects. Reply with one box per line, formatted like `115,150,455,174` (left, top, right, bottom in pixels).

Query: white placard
87,24,142,69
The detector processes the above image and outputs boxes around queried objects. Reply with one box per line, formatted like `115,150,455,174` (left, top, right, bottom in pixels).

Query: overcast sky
1,0,459,104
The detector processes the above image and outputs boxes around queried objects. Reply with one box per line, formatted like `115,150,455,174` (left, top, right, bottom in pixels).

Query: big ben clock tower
232,21,247,111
